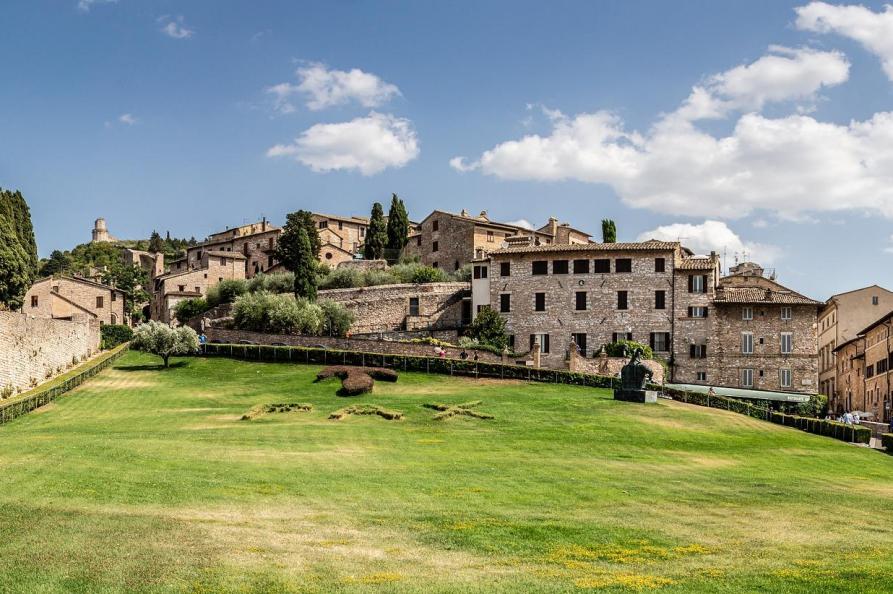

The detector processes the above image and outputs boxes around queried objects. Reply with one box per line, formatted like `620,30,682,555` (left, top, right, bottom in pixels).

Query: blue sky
3,1,893,300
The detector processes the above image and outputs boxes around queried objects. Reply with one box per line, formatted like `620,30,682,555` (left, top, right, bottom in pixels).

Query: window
690,344,707,359
575,291,587,311
194,286,200,293
268,256,274,267
572,333,587,354
878,358,888,374
30,295,38,307
612,332,633,343
742,307,753,321
408,297,420,316
432,220,439,231
530,333,550,353
688,306,708,318
96,296,104,308
532,261,548,275
487,231,494,242
780,368,792,388
432,241,439,252
360,227,366,237
696,371,707,382
593,259,610,273
111,292,117,302
873,295,879,305
52,285,58,292
535,292,546,311
741,332,754,354
318,221,328,229
689,275,707,293
615,258,632,273
416,236,422,246
454,261,460,271
741,368,754,388
655,257,666,273
573,259,589,274
473,265,488,279
338,221,343,230
650,332,670,352
655,290,666,310
178,285,186,292
617,290,628,310
781,332,793,354
432,261,439,268
500,262,511,276
781,307,792,320
499,293,511,313
552,260,569,274
508,335,515,349
867,364,875,378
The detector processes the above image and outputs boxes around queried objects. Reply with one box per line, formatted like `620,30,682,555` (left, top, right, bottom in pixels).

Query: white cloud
637,220,780,264
266,112,419,175
266,62,400,113
159,16,194,39
118,113,136,125
77,0,116,12
796,2,893,81
674,46,849,120
506,219,535,230
452,44,893,220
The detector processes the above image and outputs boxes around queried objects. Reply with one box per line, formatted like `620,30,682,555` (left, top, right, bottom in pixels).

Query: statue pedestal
613,389,657,404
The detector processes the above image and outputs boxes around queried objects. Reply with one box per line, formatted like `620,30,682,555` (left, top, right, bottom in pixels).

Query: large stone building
472,241,820,394
23,276,126,326
312,213,369,266
402,210,590,272
91,217,116,243
151,251,246,324
848,313,893,422
817,285,893,400
185,220,280,279
833,336,866,415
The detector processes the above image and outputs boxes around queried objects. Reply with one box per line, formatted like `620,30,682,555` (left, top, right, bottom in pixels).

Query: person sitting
459,350,468,360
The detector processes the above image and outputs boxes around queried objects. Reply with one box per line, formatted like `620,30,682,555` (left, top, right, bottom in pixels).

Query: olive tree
131,321,199,368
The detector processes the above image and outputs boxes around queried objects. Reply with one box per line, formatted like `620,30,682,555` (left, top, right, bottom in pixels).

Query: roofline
417,209,555,236
49,291,98,318
32,275,125,294
825,284,893,303
854,310,893,338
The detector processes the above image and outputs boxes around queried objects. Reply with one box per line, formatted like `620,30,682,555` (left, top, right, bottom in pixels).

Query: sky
3,1,893,300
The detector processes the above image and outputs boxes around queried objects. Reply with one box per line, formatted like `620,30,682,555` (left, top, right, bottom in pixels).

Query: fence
202,343,618,389
0,344,128,426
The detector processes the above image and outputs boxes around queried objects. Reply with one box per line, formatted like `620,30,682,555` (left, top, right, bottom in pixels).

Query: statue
614,347,657,403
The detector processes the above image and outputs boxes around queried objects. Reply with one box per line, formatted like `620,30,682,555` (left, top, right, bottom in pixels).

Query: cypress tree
274,211,319,301
292,226,317,301
601,219,617,243
148,231,164,253
364,202,387,260
386,193,410,251
0,189,35,309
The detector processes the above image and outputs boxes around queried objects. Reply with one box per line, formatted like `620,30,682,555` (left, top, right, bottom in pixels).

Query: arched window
110,313,118,324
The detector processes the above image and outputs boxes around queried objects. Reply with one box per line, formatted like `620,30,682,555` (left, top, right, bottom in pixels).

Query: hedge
769,412,871,444
201,343,619,389
0,344,129,426
100,324,134,350
882,433,893,453
661,386,770,421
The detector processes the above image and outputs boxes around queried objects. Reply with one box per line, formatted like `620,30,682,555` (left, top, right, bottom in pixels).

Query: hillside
0,353,890,593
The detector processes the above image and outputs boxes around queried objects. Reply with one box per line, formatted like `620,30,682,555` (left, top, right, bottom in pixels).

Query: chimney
262,216,267,232
460,208,469,217
479,210,489,221
764,288,773,301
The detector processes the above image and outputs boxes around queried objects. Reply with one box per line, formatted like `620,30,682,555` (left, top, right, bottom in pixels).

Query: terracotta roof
676,258,717,271
490,240,680,255
205,250,247,260
713,287,820,305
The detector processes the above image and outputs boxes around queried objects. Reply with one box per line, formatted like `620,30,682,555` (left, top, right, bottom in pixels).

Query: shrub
329,404,403,420
882,433,893,453
173,298,209,326
602,340,653,360
318,268,365,290
768,412,871,444
206,279,249,307
410,265,449,284
247,272,295,294
464,307,509,351
100,324,133,349
366,368,398,382
796,393,829,418
363,269,400,286
319,299,355,337
267,297,324,335
453,264,472,282
1,384,13,400
339,372,374,396
232,291,343,336
130,321,199,367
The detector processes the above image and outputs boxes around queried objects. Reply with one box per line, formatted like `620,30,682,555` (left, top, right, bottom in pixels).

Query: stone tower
92,218,113,243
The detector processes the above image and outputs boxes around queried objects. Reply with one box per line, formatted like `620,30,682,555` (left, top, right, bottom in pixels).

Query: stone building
91,217,116,243
312,213,369,266
121,248,165,280
817,285,893,402
402,209,590,272
858,313,893,422
833,337,866,415
472,242,819,394
23,276,126,326
151,250,246,324
186,219,281,279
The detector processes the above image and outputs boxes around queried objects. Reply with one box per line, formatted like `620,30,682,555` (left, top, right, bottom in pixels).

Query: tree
148,231,164,253
174,297,209,325
102,264,150,322
39,250,73,277
0,189,38,309
386,193,410,251
130,321,199,368
364,202,387,260
465,307,509,351
601,219,616,243
274,213,318,301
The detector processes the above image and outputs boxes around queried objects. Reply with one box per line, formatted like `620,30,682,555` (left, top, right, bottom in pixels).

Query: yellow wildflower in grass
342,572,403,585
574,573,675,590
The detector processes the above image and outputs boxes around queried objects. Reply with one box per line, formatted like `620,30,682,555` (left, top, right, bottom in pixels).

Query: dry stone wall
0,312,100,396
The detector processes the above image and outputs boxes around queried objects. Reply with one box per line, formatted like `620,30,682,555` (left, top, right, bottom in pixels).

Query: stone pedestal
613,389,658,404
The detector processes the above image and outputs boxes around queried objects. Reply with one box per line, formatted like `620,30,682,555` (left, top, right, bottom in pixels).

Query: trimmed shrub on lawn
316,365,398,396
329,404,403,421
882,433,893,453
100,324,133,349
769,412,871,444
339,373,374,396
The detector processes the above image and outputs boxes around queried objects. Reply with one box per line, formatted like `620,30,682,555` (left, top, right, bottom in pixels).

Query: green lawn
1,351,892,593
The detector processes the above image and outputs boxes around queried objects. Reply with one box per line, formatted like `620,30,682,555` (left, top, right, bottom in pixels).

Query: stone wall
568,348,665,384
203,328,507,362
319,282,470,334
0,312,100,395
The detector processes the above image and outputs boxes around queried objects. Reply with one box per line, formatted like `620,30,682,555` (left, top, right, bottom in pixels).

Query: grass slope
0,352,891,593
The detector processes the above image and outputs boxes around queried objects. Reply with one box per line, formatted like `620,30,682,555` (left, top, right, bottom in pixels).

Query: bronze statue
615,347,657,403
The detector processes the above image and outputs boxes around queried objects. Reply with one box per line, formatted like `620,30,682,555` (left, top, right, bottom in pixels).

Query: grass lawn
1,351,892,593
